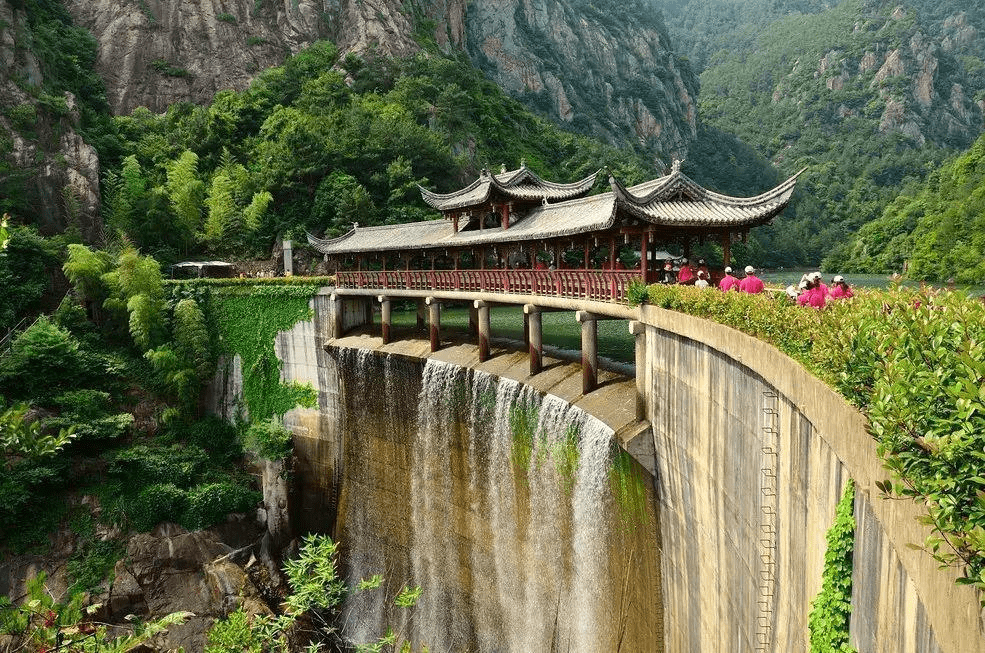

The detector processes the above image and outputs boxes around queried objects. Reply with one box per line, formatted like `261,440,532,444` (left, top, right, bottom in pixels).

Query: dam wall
206,289,984,652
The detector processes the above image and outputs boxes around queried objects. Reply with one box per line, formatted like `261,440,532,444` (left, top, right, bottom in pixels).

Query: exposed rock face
63,0,331,115
0,2,102,241
64,0,698,160
450,0,697,159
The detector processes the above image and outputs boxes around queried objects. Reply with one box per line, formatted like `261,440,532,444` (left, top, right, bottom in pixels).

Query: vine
178,281,322,422
808,479,857,653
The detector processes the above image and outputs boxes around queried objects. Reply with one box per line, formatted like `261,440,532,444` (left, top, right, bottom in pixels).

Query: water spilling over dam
330,349,662,651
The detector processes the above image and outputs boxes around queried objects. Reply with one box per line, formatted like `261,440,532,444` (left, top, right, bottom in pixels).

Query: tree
166,149,206,253
310,171,376,237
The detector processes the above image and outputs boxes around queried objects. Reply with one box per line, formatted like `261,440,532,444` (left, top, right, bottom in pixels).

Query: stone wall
638,304,983,653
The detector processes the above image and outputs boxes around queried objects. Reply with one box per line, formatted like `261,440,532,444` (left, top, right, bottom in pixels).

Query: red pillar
500,204,510,229
640,231,649,284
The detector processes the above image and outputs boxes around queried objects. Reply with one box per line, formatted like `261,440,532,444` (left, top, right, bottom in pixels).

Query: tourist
829,275,854,299
810,271,829,296
697,258,710,277
677,258,695,284
660,260,677,284
719,266,739,291
694,270,710,288
784,284,798,301
798,277,827,309
738,265,764,294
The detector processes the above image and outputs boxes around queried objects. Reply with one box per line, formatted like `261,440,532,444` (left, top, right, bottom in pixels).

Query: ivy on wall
168,280,323,422
808,479,857,653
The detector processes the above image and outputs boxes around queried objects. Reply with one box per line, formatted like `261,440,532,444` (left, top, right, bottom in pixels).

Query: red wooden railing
335,269,641,302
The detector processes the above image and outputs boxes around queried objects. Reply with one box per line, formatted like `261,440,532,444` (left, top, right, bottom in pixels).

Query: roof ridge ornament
672,159,682,173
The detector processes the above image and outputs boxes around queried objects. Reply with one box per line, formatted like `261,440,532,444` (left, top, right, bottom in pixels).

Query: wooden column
475,300,491,362
722,231,732,267
640,231,650,284
500,203,510,229
583,241,590,268
629,320,646,421
452,213,459,233
378,296,391,344
577,311,598,394
525,305,543,375
427,297,440,352
609,238,616,268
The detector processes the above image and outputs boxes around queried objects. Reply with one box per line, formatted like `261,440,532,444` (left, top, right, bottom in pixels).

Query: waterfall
335,352,647,652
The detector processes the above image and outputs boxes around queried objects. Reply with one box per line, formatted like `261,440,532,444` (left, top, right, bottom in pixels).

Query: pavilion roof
308,164,804,255
418,164,601,212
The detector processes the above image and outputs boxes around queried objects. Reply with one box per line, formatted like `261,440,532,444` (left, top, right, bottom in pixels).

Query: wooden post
640,231,650,284
525,305,543,375
609,238,616,268
427,297,440,352
452,213,459,233
475,300,491,362
500,203,510,229
722,231,732,267
583,241,590,268
629,320,646,420
577,311,598,394
379,296,391,344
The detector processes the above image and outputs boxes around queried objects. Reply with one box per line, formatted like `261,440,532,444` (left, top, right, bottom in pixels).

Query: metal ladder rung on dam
756,390,780,652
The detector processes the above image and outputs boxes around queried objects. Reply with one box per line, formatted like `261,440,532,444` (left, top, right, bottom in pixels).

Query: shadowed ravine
330,349,662,651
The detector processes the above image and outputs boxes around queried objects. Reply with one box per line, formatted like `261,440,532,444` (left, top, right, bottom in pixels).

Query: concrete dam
209,289,984,652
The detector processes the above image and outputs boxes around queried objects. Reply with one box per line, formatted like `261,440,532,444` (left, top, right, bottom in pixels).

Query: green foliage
152,59,190,77
206,534,420,652
0,225,58,331
609,447,651,531
183,481,260,530
646,283,985,600
840,132,985,282
0,399,76,459
216,12,237,23
66,511,124,595
130,482,189,532
809,479,857,653
0,317,88,401
207,282,320,421
243,417,294,461
0,573,192,652
625,278,649,305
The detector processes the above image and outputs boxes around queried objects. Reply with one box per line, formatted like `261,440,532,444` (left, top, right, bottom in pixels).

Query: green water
759,268,984,295
391,304,635,363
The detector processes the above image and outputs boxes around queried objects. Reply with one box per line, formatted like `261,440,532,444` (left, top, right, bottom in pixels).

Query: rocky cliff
0,1,102,241
63,0,697,161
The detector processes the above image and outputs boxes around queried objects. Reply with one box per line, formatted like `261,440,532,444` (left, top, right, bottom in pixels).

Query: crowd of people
659,258,854,308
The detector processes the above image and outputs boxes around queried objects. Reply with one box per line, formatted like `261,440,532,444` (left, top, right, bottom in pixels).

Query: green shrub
130,483,188,532
166,415,243,464
243,417,293,461
216,12,237,23
182,482,260,530
0,317,87,401
107,444,210,488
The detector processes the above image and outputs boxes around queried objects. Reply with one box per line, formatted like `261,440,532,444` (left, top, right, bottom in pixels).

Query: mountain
0,0,108,242
62,0,697,163
653,0,985,267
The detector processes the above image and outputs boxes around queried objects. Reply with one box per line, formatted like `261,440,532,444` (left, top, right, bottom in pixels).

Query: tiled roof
309,193,618,254
418,164,601,211
309,165,804,255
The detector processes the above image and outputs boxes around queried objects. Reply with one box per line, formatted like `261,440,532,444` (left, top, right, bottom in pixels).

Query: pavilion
308,160,803,300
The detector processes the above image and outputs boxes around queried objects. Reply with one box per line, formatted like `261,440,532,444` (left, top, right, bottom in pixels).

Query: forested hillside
834,131,985,282
654,0,985,269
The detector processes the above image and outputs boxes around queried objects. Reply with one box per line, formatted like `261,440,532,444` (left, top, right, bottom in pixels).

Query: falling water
333,350,658,652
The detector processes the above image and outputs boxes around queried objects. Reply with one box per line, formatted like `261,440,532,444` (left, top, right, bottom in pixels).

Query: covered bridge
308,161,803,301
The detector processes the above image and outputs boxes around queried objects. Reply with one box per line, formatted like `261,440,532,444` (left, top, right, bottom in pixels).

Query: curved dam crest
203,290,985,652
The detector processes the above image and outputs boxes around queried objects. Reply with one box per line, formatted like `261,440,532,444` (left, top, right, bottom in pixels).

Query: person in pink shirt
719,266,739,291
797,278,827,308
677,258,695,284
810,271,830,297
829,275,854,299
738,265,764,294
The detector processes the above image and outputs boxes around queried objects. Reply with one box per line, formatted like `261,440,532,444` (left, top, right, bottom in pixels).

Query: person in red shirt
677,258,695,284
719,266,739,291
797,279,827,308
738,265,764,294
829,275,854,299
